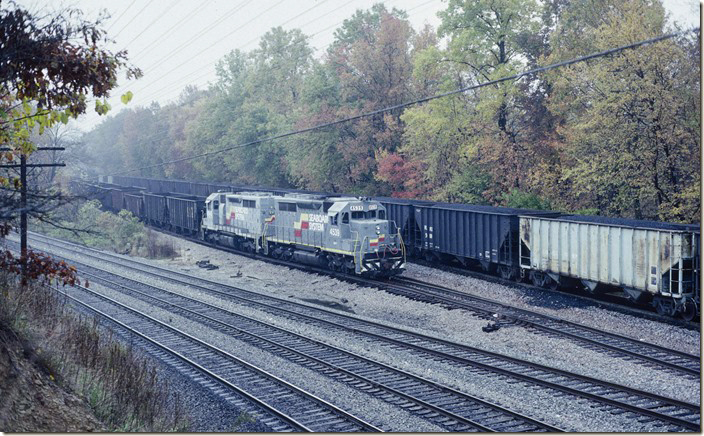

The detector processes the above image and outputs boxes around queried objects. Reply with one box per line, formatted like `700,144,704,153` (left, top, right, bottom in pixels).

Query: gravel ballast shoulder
27,232,702,432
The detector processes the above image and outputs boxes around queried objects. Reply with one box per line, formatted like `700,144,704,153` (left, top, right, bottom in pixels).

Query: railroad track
409,258,699,330
165,229,700,372
378,276,701,378
74,267,558,432
27,230,699,378
54,283,380,432
24,234,702,431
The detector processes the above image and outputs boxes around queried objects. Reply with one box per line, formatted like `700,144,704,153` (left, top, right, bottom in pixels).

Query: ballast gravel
82,282,444,432
27,233,702,432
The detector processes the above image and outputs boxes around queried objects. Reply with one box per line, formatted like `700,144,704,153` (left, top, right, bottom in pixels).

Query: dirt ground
0,322,104,432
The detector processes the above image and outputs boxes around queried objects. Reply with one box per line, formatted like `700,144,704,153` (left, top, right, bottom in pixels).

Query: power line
110,0,254,97
122,0,182,48
124,0,287,100
106,0,137,32
87,0,423,118
113,0,156,39
91,1,420,140
132,0,337,104
129,0,424,107
109,28,697,176
78,0,253,126
132,0,211,60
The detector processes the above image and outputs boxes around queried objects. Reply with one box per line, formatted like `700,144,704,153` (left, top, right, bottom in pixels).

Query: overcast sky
20,0,700,132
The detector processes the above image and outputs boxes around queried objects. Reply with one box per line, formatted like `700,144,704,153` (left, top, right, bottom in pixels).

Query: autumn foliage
0,2,139,285
84,0,699,223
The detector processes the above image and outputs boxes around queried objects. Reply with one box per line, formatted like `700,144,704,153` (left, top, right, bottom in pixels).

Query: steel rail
51,287,313,432
77,268,558,432
25,235,701,431
389,276,701,376
28,230,700,377
59,283,381,432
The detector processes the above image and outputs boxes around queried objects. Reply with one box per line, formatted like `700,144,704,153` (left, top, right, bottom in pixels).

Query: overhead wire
130,0,429,107
104,0,254,103
81,0,253,125
122,0,183,48
106,0,137,32
115,0,253,89
131,0,340,104
113,0,155,39
122,0,288,100
72,0,432,131
94,0,427,140
108,27,697,176
93,0,413,112
132,0,211,60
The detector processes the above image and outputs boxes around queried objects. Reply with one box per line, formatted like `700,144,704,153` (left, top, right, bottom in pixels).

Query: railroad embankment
0,274,187,432
35,199,177,258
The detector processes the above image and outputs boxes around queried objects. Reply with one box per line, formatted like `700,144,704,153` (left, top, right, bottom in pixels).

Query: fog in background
20,0,699,132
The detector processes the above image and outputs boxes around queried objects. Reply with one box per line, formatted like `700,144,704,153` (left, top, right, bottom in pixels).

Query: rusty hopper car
520,214,700,319
143,193,169,226
202,191,405,276
123,193,144,218
165,195,205,235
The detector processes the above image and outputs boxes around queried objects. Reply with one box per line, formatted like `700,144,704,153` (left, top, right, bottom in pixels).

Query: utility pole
20,153,26,274
0,146,65,278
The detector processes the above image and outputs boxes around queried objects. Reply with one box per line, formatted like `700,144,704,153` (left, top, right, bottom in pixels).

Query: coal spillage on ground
23,233,702,431
379,276,701,377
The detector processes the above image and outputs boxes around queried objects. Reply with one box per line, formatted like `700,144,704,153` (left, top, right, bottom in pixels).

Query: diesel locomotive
202,191,405,276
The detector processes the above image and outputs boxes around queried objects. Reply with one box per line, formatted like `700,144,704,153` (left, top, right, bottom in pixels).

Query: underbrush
0,274,189,431
35,200,178,259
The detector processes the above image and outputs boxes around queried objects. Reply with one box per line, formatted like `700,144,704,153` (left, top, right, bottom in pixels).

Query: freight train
84,175,700,320
86,180,405,277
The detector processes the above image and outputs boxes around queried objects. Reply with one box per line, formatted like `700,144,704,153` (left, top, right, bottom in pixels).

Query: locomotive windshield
350,209,385,220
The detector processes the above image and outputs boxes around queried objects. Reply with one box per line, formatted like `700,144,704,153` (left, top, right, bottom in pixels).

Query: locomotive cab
326,199,405,276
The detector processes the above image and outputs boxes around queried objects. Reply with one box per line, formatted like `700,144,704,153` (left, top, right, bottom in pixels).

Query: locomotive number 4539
329,228,340,237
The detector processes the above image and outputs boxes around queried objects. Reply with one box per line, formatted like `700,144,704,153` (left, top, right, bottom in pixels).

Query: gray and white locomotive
201,191,406,276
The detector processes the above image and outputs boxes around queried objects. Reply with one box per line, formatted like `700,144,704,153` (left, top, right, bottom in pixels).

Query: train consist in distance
86,175,700,320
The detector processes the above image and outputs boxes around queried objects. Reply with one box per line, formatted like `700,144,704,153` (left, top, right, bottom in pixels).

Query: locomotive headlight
375,225,380,230
376,230,381,235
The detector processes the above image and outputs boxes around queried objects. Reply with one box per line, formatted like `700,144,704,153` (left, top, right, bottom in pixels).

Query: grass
0,273,189,431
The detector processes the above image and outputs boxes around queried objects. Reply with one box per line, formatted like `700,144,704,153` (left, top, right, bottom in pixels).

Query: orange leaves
0,248,82,287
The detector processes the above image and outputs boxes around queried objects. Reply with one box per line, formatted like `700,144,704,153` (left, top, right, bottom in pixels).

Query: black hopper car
85,175,699,320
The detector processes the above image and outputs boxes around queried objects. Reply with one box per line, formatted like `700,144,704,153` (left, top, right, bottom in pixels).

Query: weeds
0,274,189,431
34,200,179,259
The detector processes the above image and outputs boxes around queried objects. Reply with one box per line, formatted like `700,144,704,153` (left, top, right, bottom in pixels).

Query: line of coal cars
88,175,700,320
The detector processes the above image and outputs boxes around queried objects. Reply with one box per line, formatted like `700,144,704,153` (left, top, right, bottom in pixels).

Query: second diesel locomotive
201,191,406,276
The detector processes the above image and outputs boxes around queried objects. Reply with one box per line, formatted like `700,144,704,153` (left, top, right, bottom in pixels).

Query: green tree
544,0,700,221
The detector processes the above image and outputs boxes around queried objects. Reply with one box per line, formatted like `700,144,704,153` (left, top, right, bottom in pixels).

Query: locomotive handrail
351,230,360,269
397,227,406,261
